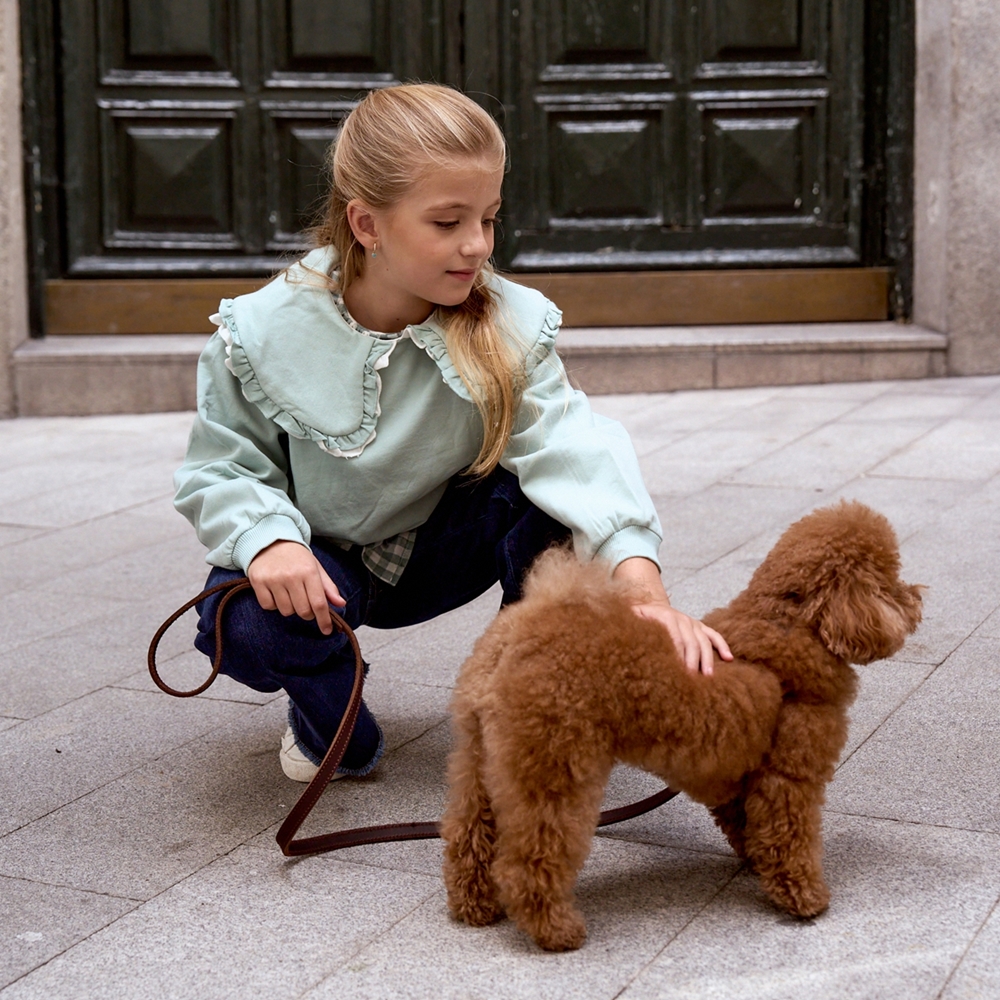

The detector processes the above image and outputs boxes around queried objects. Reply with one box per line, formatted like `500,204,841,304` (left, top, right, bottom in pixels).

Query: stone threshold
11,324,948,416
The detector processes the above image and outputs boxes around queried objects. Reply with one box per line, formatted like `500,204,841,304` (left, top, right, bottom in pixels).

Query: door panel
100,104,245,249
63,0,443,276
261,103,350,249
98,0,240,82
479,0,860,270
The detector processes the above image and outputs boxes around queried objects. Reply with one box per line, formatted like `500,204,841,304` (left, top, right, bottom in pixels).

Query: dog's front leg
742,769,829,918
740,699,846,917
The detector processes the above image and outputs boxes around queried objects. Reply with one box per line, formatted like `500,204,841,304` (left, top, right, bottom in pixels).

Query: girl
175,83,731,783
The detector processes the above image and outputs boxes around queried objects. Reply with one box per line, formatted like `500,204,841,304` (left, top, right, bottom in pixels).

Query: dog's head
747,501,923,664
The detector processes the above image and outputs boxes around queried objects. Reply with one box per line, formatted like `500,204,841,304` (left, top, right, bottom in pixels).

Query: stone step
12,323,948,416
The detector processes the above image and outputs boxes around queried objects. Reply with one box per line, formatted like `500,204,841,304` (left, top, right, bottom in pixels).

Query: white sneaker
279,727,345,783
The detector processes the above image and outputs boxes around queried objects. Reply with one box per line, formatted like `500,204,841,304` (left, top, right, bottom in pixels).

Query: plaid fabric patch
362,530,417,586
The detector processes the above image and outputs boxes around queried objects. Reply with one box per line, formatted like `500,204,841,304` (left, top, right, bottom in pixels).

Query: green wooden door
57,0,449,276
32,0,891,280
466,0,864,270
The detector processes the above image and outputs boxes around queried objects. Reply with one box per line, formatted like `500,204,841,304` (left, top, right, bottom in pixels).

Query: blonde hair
310,83,522,477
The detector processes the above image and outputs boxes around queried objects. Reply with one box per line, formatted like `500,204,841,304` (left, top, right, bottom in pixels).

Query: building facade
1,0,998,416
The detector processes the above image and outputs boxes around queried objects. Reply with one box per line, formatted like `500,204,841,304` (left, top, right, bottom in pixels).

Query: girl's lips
447,269,477,280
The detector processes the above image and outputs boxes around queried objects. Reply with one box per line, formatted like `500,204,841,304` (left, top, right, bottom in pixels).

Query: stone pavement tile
0,874,138,990
828,634,1000,831
653,483,817,573
0,498,193,600
0,699,292,899
959,383,1000,419
727,419,940,492
0,459,176,530
840,658,938,761
619,815,1000,1000
0,525,48,548
0,686,255,836
362,675,452,753
0,718,20,732
841,391,975,422
940,897,1000,1000
0,844,438,1000
638,427,810,497
663,535,780,620
270,719,453,847
881,375,1000,397
593,386,783,458
974,606,1000,638
821,475,971,542
0,418,190,494
300,838,741,1000
893,477,1000,664
42,530,211,608
0,584,133,651
1,620,174,719
869,418,1000,481
761,380,898,401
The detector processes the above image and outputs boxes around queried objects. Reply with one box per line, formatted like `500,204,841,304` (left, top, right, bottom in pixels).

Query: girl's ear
345,200,378,250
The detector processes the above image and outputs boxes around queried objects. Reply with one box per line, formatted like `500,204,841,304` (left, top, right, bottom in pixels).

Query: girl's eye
483,218,497,227
434,221,459,230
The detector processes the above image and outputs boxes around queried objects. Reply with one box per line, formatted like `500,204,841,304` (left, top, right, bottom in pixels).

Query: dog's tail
522,546,631,610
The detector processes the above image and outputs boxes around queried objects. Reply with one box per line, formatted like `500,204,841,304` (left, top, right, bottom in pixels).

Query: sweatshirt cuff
232,513,310,571
594,525,662,572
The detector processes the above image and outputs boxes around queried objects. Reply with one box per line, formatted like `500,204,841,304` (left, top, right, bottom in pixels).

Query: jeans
194,468,570,774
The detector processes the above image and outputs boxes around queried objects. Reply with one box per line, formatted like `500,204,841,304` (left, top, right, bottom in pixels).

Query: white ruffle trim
210,313,236,374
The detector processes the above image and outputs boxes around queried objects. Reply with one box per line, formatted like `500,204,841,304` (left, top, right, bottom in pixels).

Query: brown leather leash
149,577,678,857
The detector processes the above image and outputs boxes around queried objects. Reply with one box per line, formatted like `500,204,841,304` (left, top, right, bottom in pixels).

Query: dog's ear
809,575,923,664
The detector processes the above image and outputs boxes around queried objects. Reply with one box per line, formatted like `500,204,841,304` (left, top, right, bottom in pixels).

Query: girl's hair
311,83,522,477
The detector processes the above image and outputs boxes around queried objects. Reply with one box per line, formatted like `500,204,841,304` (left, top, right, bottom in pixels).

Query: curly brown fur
441,500,923,951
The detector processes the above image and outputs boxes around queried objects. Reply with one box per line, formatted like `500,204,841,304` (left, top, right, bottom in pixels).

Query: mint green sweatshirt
174,247,662,573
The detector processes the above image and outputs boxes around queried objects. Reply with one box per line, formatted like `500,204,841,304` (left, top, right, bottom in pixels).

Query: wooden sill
45,267,889,334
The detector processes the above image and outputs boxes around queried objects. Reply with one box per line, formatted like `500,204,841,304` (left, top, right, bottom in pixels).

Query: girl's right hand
246,540,346,635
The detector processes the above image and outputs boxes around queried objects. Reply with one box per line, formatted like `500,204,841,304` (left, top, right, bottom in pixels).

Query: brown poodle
440,501,923,951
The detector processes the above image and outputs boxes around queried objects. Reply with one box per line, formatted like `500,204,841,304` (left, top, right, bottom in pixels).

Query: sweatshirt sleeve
500,325,663,570
174,331,313,570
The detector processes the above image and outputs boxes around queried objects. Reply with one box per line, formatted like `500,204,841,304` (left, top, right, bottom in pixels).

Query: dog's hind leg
488,753,609,952
711,792,749,860
441,710,504,927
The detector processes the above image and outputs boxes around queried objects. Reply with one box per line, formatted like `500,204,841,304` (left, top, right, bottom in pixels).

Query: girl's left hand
613,557,732,676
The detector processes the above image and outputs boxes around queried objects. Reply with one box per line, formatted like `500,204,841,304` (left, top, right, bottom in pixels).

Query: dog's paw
446,875,505,926
528,906,588,952
449,894,505,927
764,875,830,919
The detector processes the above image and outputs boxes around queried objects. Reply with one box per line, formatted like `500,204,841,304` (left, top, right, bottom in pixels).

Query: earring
371,242,377,259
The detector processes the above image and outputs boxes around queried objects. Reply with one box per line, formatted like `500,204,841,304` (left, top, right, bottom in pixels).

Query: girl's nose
460,224,490,259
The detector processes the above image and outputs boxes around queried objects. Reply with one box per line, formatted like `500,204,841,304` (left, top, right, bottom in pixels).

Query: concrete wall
0,0,29,416
915,0,1000,374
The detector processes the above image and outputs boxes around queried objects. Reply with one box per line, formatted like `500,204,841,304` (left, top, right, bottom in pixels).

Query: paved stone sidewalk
2,375,999,1000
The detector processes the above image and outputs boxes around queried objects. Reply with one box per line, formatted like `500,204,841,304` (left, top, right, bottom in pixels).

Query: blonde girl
175,84,730,782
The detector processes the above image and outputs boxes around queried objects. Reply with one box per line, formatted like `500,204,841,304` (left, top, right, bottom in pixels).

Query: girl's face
357,157,504,317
